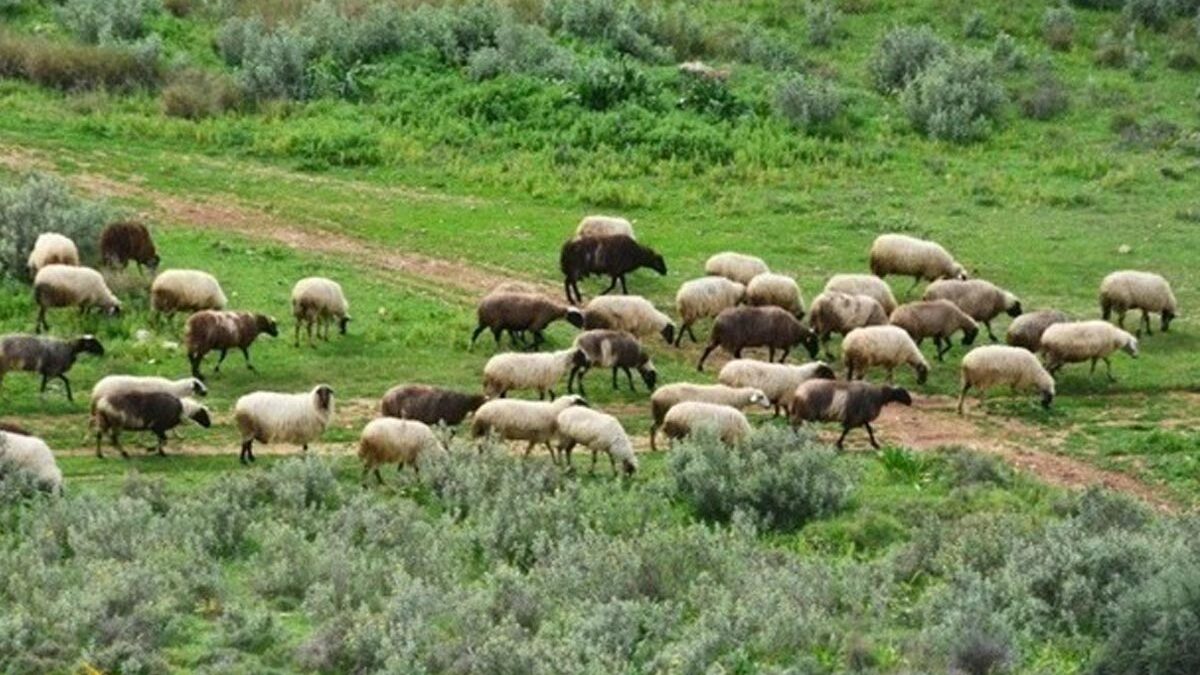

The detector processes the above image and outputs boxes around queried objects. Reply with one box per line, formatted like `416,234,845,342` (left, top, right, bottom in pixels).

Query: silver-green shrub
0,173,109,281
902,49,1006,143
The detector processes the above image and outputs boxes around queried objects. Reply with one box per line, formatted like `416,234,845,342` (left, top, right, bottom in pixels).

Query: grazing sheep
93,393,212,458
958,345,1055,414
32,265,121,333
869,234,967,290
471,394,588,460
26,233,79,277
1040,320,1138,382
1100,270,1177,336
0,422,29,436
824,274,899,315
789,380,912,449
556,406,638,476
923,279,1022,342
674,276,745,346
705,252,770,285
661,402,752,447
0,431,62,493
151,269,227,320
471,292,583,350
234,385,334,464
483,349,578,399
745,273,805,317
1005,310,1069,352
291,277,351,346
358,418,446,484
99,221,159,273
649,383,770,450
0,334,104,401
808,291,890,357
567,330,656,397
560,235,667,304
184,310,278,380
90,375,208,410
718,359,836,416
842,325,929,384
698,306,820,370
889,299,979,362
380,385,486,427
580,295,676,345
575,215,635,240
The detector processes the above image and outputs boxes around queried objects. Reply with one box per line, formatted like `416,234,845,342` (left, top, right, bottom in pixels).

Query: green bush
870,24,949,93
573,56,651,110
0,30,160,91
806,1,843,47
466,19,576,81
0,173,110,281
56,0,160,44
775,74,845,133
1124,0,1177,30
161,68,243,119
1020,70,1071,120
1093,562,1200,675
991,32,1027,70
963,10,991,39
1094,28,1138,67
237,28,313,101
730,25,805,70
902,50,1006,143
1043,6,1076,50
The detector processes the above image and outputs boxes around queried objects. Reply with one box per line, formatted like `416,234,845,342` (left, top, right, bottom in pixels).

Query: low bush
677,71,745,120
1167,46,1199,70
776,74,845,133
870,24,949,93
237,28,313,101
161,68,243,119
466,19,576,81
1124,0,1177,31
806,1,843,47
963,10,991,39
56,0,160,44
0,31,160,92
902,50,1006,143
991,32,1027,71
1094,28,1138,67
0,173,110,281
729,25,805,70
1043,6,1076,50
1093,562,1200,674
1020,70,1071,120
573,56,651,110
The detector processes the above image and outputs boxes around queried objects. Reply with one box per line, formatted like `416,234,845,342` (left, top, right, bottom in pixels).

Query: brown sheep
0,421,30,436
380,385,486,427
560,235,667,304
471,292,584,350
789,380,913,449
184,310,278,381
889,300,979,362
1005,310,1069,352
99,221,160,273
567,330,656,397
697,306,820,371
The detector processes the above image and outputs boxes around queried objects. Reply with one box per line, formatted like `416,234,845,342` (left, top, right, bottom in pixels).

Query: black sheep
0,334,104,401
696,306,819,371
560,235,667,304
93,391,212,458
380,385,486,427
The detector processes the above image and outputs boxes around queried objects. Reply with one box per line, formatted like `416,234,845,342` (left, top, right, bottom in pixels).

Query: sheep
824,274,899,315
0,431,62,493
575,215,635,240
579,295,676,345
471,292,583,350
958,345,1055,414
32,265,121,333
674,276,745,346
93,393,212,458
705,252,770,285
90,375,208,410
380,385,486,427
488,281,542,296
358,418,446,484
717,359,836,416
26,233,79,277
789,380,912,449
697,305,820,372
923,279,1022,342
745,272,805,317
483,349,578,399
889,299,979,362
1100,270,1177,336
0,422,30,436
0,334,104,401
184,310,278,381
808,291,890,358
841,325,929,385
1005,310,1069,352
868,233,968,290
99,221,159,273
567,330,656,397
560,235,667,304
1040,320,1139,382
150,269,227,320
555,406,638,476
470,394,588,460
661,402,752,447
291,277,351,347
649,383,770,450
234,384,334,464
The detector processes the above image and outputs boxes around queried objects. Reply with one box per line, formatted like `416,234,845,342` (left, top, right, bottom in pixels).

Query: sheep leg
619,275,628,295
240,440,254,465
864,422,880,449
213,349,229,373
309,320,318,346
608,453,617,476
545,441,559,464
687,325,698,343
154,431,167,456
768,346,775,362
39,373,49,396
111,431,129,459
240,347,256,372
469,325,487,349
934,337,947,362
624,367,636,391
528,331,545,351
1116,311,1126,329
564,278,577,304
35,306,48,333
600,276,619,295
907,277,921,295
591,449,599,475
611,367,620,390
1104,358,1116,383
835,426,850,450
490,328,503,346
294,320,301,347
778,348,790,363
649,424,659,451
984,320,997,342
58,375,73,402
188,353,205,381
524,441,535,458
1141,310,1152,336
674,323,689,347
1089,358,1098,375
957,383,970,414
696,344,718,372
95,431,105,459
375,468,385,485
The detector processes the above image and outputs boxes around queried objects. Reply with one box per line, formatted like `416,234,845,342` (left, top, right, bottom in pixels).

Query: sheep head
338,316,352,335
190,379,208,397
74,335,105,357
1162,309,1175,332
883,386,913,406
637,361,657,391
660,324,676,345
255,314,279,337
813,363,837,380
314,384,334,411
962,325,979,346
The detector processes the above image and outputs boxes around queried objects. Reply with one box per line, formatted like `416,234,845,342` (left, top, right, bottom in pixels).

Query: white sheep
32,265,121,333
717,359,836,416
922,279,1022,342
808,291,890,357
0,430,62,493
555,406,638,476
291,277,351,346
674,276,745,346
150,269,227,319
1099,270,1177,336
661,402,752,447
233,384,334,464
358,418,446,484
581,295,676,344
483,348,577,399
649,383,770,450
745,272,804,318
705,252,770,285
575,215,635,240
958,345,1056,414
842,325,930,385
824,273,899,315
91,375,208,410
470,394,588,460
1040,320,1138,382
26,233,79,277
868,234,967,289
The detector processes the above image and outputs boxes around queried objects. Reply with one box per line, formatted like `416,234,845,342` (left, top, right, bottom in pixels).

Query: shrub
1124,0,1176,31
0,31,160,91
1019,70,1071,120
730,25,805,70
902,50,1006,143
56,0,160,44
1167,47,1199,70
677,71,745,120
1043,5,1076,50
1072,0,1124,8
870,25,949,93
776,74,845,133
162,0,189,17
215,16,263,68
963,10,991,39
991,32,1026,71
947,449,1011,487
544,0,671,62
806,1,843,47
466,19,576,81
1093,563,1200,674
1129,48,1152,78
162,68,242,119
237,28,312,101
0,173,110,281
573,56,650,110
1094,28,1137,67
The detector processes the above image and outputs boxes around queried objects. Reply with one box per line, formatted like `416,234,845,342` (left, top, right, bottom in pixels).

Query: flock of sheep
0,213,1180,492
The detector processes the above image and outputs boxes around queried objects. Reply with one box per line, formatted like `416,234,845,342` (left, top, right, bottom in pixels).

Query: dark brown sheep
471,292,584,350
93,391,212,458
1005,309,1069,352
567,330,657,397
560,235,667,304
0,421,30,436
99,221,160,273
696,306,820,371
184,310,278,381
0,334,104,401
789,380,912,449
380,385,486,427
